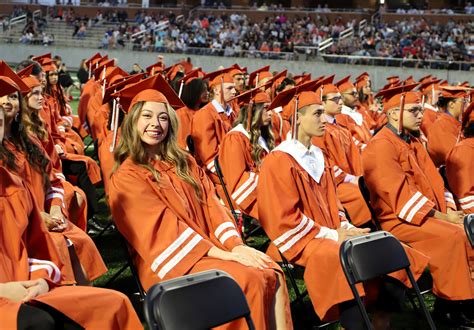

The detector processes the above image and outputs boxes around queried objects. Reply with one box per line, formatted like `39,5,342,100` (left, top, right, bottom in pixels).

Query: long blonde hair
22,91,48,142
235,102,275,166
113,101,202,198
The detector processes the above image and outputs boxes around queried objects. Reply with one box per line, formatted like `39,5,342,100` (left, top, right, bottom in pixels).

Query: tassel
247,100,254,131
178,80,184,98
88,62,92,79
398,93,405,135
110,91,117,131
110,97,120,152
291,95,299,140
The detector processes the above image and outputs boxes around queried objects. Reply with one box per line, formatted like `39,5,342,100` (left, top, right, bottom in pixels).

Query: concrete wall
1,43,472,89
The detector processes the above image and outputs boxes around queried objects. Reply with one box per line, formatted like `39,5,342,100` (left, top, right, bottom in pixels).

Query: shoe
87,216,115,236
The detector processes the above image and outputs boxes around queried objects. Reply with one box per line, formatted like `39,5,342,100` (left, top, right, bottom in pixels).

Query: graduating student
334,76,373,151
219,87,274,219
418,78,443,137
312,83,371,226
257,88,429,328
0,70,107,284
108,75,292,330
175,69,208,150
446,102,474,213
362,85,474,326
190,68,237,179
427,86,470,167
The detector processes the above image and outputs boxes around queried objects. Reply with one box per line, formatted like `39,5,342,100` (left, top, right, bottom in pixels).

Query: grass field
69,93,456,330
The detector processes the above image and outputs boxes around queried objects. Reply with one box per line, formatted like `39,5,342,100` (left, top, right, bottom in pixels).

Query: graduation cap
418,74,432,84
102,73,145,106
313,75,336,92
335,75,355,92
165,63,185,82
375,83,421,134
111,74,184,113
85,53,105,79
439,85,471,99
16,64,34,79
319,84,339,96
0,61,30,95
386,75,399,84
179,60,193,74
248,65,272,88
355,74,370,89
0,76,23,97
230,84,272,131
176,68,205,98
381,80,401,91
403,76,417,85
31,53,52,64
293,73,312,85
202,67,234,88
355,72,369,82
228,64,246,77
22,76,41,90
93,59,116,81
41,59,57,73
146,62,165,76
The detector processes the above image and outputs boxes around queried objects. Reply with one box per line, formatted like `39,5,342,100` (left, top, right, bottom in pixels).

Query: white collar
212,99,233,116
341,105,363,126
230,123,270,152
273,106,283,114
325,114,336,124
424,103,438,112
274,139,325,183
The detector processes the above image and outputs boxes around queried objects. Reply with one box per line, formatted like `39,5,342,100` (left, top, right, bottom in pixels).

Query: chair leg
406,269,436,330
348,283,373,329
104,263,128,287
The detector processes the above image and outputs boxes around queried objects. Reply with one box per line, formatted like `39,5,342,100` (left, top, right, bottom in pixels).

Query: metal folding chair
144,270,255,330
340,231,435,330
465,213,474,247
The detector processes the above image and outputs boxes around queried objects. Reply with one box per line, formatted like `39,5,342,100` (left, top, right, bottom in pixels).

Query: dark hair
16,60,42,76
275,77,295,94
0,93,51,191
436,96,452,110
45,71,68,113
181,78,207,110
170,72,186,94
464,122,474,138
358,87,368,103
107,99,125,131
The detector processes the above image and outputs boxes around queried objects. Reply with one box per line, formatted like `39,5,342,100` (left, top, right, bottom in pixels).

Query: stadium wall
1,44,472,89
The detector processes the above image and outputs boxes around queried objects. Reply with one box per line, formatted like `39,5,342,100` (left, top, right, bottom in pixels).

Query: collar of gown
273,138,325,183
230,123,270,153
341,104,363,126
212,99,233,116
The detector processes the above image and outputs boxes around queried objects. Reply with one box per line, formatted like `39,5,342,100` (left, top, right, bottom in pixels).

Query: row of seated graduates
77,53,474,328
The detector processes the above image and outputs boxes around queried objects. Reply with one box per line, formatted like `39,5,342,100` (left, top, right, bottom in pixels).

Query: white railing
33,9,42,19
131,20,170,41
339,27,354,41
358,19,367,35
8,14,27,30
317,37,334,52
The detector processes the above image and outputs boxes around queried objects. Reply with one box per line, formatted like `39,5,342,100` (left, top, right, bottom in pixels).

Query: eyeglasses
343,91,358,96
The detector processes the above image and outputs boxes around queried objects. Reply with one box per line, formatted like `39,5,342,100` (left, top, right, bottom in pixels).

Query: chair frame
465,213,474,247
143,270,255,330
340,231,435,330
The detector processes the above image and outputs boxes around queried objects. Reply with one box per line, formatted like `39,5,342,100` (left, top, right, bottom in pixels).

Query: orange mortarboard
268,70,289,98
320,84,340,96
202,67,234,88
111,74,185,113
417,78,442,93
374,83,420,112
293,73,312,85
386,75,399,84
41,59,57,73
439,85,471,99
403,76,417,85
146,62,165,76
335,75,355,92
418,74,432,84
178,68,205,85
102,73,145,105
93,59,116,81
459,81,470,88
31,53,52,64
16,64,34,79
0,61,30,95
22,76,41,90
355,72,369,81
84,53,103,67
381,80,401,91
0,76,22,97
165,64,185,82
179,60,193,74
248,65,271,88
314,75,336,91
228,64,246,77
105,67,129,86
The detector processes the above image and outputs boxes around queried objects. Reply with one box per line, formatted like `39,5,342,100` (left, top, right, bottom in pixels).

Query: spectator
77,59,89,85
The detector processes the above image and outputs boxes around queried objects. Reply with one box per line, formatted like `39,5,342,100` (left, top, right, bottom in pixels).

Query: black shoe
87,216,115,236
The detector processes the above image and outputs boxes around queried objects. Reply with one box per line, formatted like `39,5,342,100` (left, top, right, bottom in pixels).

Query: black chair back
144,270,255,330
465,213,474,247
186,135,195,156
213,155,237,216
340,231,435,329
358,176,382,230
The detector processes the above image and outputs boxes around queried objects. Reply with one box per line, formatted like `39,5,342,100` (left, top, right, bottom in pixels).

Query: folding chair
465,213,474,247
143,270,255,330
185,135,195,156
340,231,436,330
358,176,382,231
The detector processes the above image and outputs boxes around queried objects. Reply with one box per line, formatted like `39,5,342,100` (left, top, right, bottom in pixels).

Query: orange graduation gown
363,126,474,300
219,124,268,219
427,112,461,167
336,105,372,151
176,106,197,150
446,137,474,213
312,116,371,226
257,140,428,319
0,166,142,330
109,156,290,330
